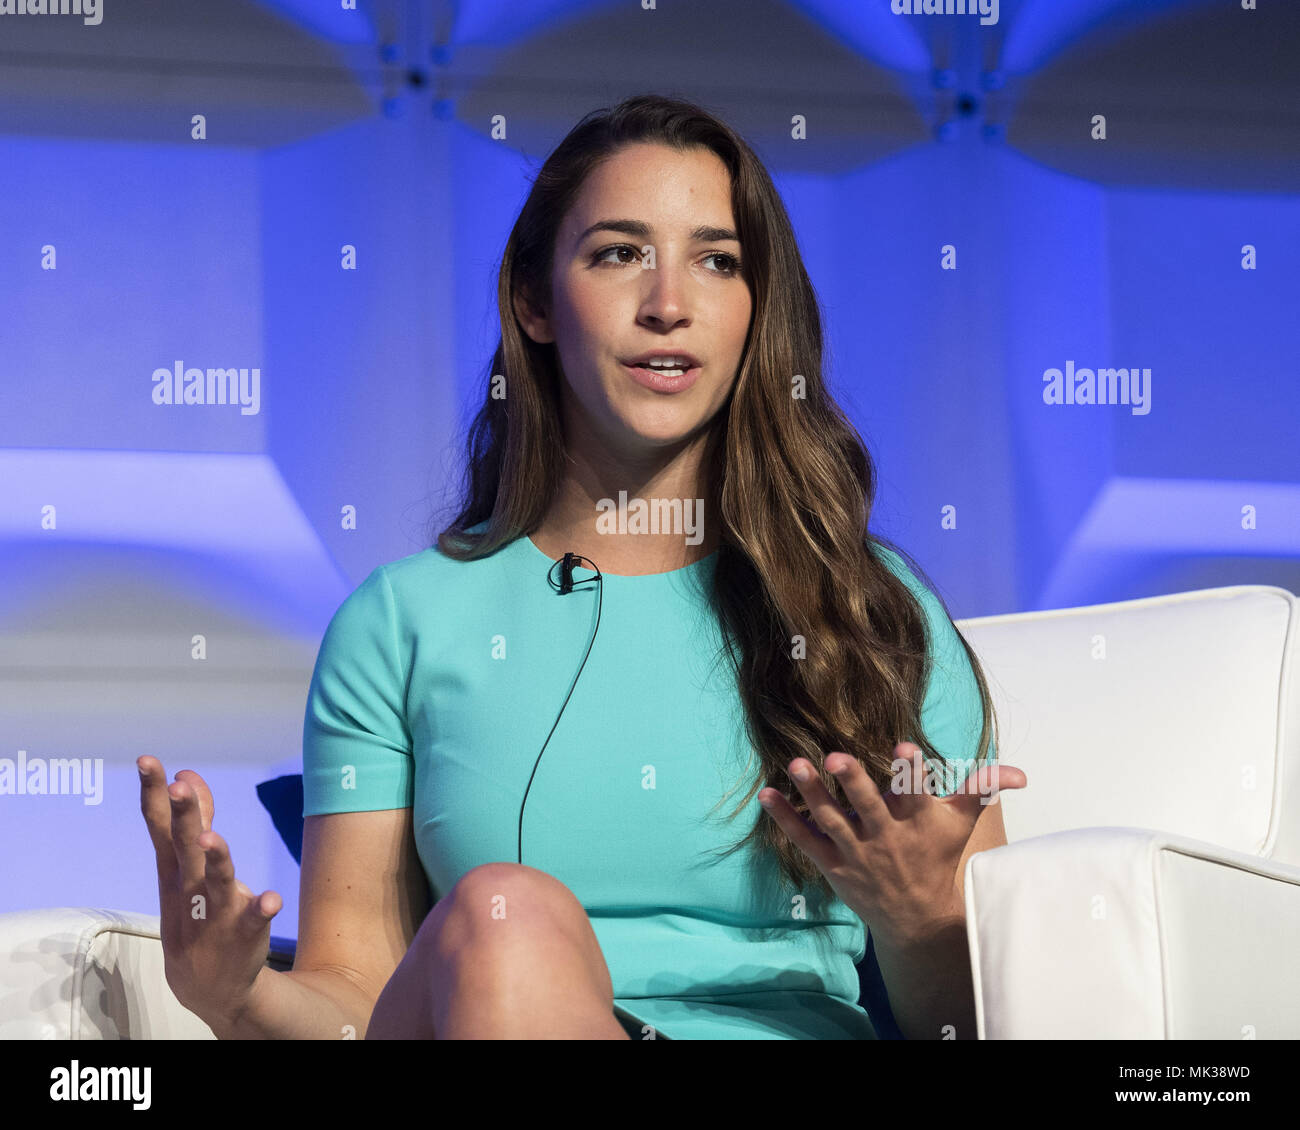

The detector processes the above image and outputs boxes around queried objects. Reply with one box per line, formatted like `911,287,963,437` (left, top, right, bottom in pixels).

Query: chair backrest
954,585,1300,867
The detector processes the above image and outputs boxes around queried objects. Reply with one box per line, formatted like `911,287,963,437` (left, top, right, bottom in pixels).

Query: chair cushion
255,773,304,864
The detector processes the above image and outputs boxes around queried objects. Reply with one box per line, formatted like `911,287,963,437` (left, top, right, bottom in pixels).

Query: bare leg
367,862,629,1040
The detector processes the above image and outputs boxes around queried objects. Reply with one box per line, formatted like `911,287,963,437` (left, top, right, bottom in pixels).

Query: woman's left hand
757,742,1027,942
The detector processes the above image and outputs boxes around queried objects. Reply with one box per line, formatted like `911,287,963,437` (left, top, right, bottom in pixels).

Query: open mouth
630,362,690,377
621,360,702,392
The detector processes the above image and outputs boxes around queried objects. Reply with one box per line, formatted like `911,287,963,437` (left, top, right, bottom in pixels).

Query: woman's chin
619,419,706,451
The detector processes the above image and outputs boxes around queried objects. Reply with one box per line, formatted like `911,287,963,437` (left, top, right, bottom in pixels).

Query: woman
140,93,1024,1041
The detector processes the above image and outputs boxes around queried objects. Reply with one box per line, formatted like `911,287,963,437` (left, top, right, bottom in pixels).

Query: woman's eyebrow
575,219,740,244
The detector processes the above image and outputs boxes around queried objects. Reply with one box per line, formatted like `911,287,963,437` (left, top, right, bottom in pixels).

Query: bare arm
213,808,431,1040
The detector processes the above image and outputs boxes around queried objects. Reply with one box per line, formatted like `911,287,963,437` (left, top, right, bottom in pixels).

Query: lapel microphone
518,550,604,864
559,551,579,595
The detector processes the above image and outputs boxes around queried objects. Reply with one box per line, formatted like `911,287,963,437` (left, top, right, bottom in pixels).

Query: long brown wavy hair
433,92,998,916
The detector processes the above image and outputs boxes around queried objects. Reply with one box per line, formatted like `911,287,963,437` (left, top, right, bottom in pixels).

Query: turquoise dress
301,525,991,1039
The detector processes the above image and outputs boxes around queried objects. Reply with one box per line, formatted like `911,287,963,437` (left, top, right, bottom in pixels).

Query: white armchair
1,583,1295,1039
957,582,1300,1038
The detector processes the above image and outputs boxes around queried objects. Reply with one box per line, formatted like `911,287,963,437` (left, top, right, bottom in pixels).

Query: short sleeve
301,565,414,817
871,545,995,799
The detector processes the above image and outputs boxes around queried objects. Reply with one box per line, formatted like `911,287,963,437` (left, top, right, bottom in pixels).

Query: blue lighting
257,0,376,44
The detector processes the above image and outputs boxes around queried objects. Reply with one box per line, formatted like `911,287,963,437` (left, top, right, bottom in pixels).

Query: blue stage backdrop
0,0,1296,937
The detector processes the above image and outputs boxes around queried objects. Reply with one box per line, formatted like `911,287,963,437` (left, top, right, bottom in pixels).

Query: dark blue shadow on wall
255,772,904,1038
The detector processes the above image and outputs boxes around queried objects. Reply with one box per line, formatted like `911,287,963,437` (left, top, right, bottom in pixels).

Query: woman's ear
512,283,553,345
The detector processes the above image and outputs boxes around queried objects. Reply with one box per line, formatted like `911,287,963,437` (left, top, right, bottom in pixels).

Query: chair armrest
0,908,300,1038
963,827,1300,1038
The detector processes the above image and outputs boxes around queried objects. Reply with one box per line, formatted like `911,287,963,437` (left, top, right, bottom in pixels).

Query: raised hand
138,755,282,1031
758,742,1027,941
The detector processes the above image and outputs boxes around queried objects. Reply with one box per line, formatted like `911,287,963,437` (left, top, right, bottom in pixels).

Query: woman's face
517,141,753,463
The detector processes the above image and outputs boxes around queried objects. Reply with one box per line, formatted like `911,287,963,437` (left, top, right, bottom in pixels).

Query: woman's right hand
137,755,283,1031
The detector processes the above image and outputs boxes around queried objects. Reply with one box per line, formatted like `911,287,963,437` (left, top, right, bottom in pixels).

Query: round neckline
520,532,717,580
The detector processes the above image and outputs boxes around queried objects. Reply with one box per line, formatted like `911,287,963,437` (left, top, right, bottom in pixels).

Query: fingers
142,755,276,935
240,886,283,936
882,744,929,820
167,779,210,896
779,757,861,846
988,764,1028,791
174,769,214,832
825,752,892,836
952,762,1029,810
138,756,179,883
758,786,835,870
138,756,214,867
254,889,283,923
199,829,239,917
788,755,887,843
200,829,282,933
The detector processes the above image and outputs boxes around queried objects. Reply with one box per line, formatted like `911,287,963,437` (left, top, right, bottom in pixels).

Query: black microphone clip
559,551,578,595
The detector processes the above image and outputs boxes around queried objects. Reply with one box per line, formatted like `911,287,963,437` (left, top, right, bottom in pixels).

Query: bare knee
430,863,590,941
418,863,611,996
399,864,629,1039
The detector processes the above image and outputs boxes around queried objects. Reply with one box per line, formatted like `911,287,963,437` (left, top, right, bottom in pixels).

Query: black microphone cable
516,551,603,865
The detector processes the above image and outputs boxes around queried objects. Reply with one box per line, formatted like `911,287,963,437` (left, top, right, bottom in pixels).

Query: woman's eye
704,252,743,276
592,245,742,275
593,245,643,266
